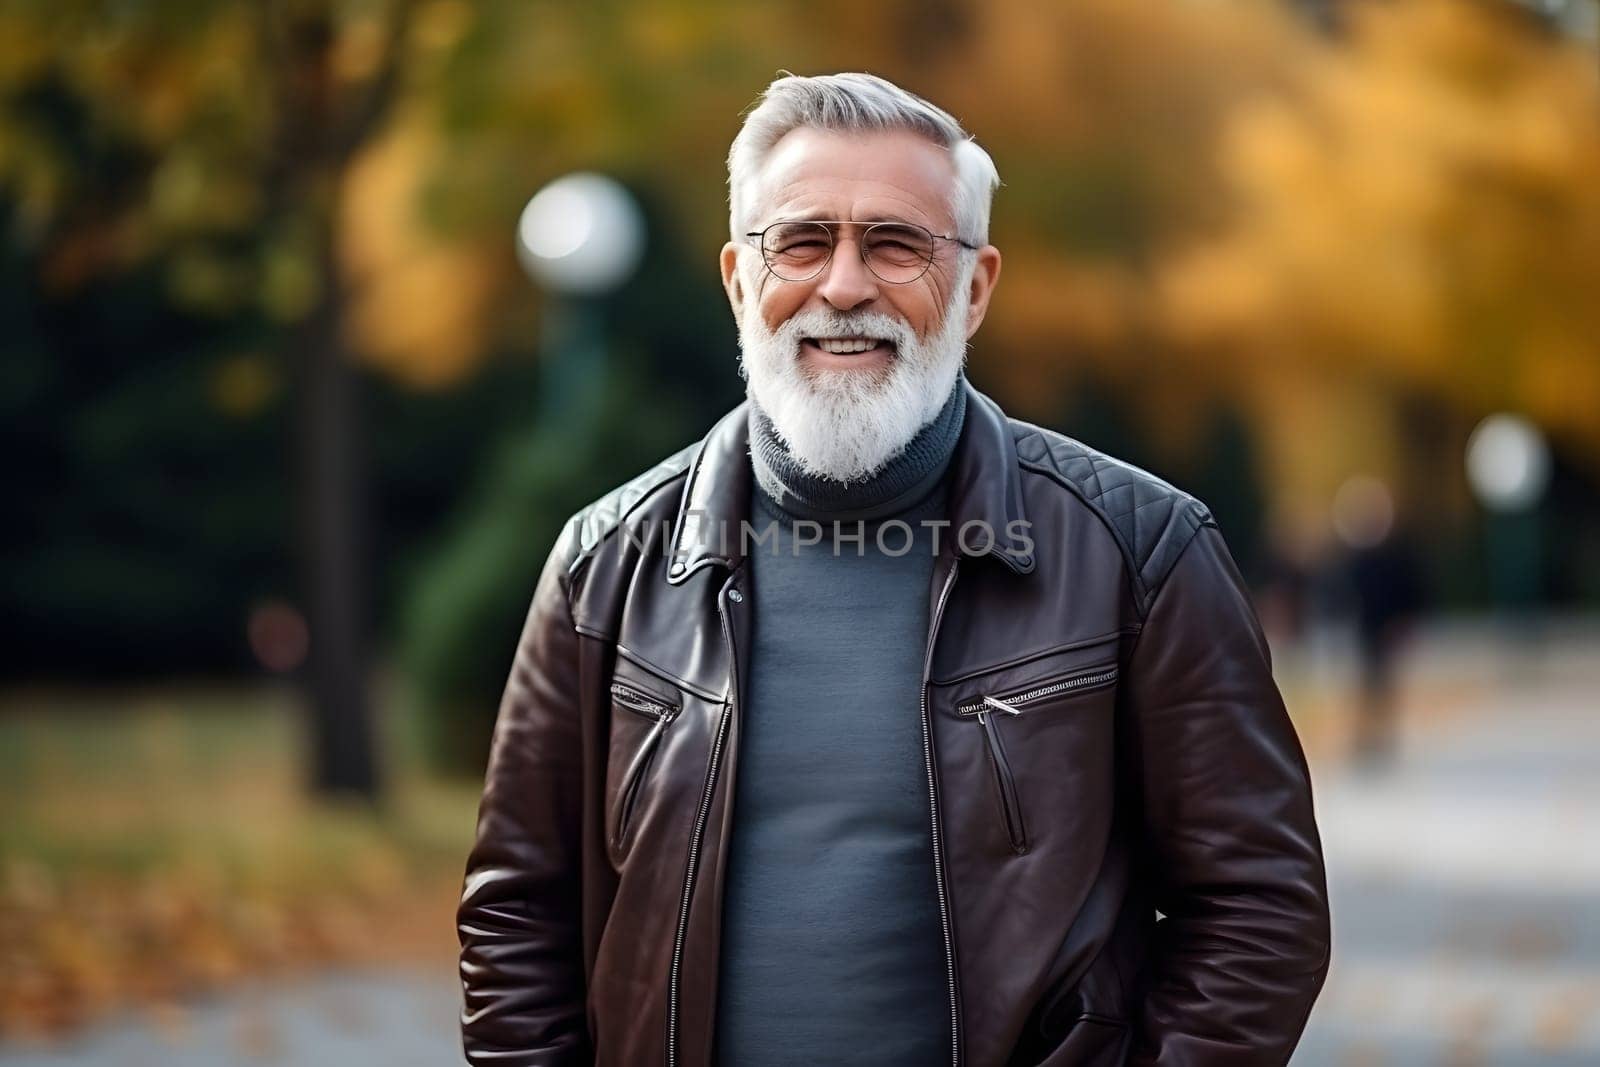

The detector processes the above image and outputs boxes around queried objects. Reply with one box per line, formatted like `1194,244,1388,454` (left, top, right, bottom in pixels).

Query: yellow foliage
1158,0,1600,469
340,115,510,389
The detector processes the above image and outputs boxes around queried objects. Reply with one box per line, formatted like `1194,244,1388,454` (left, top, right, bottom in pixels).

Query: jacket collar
666,378,1035,585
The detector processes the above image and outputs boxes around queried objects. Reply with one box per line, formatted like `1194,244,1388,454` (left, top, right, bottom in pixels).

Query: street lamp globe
1465,414,1551,513
517,172,645,296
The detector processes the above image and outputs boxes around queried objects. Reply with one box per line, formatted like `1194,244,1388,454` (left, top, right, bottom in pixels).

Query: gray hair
726,72,1000,247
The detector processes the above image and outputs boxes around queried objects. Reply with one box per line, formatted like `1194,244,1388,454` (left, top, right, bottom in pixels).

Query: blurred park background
2,0,1598,1063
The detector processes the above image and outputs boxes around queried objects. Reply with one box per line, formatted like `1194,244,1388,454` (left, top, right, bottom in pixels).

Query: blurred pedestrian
1331,476,1428,768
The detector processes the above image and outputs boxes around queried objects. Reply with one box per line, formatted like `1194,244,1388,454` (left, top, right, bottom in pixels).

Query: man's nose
814,235,881,311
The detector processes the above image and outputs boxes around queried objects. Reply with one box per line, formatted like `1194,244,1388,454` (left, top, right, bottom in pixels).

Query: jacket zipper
922,557,962,1067
953,664,1119,718
611,681,679,722
666,585,739,1067
974,705,1028,854
609,683,681,850
953,664,1117,857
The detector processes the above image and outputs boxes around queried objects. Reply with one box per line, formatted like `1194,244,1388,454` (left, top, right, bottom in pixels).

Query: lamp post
1465,413,1551,622
516,173,645,435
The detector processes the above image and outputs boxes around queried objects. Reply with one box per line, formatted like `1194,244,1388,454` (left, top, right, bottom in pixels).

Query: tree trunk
296,209,380,801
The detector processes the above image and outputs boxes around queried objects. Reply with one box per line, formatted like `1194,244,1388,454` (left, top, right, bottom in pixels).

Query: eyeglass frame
743,219,981,285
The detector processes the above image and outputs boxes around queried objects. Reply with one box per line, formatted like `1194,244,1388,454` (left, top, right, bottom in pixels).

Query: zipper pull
982,695,1022,716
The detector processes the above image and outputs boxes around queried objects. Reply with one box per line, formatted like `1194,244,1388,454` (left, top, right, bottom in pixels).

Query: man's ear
720,242,745,318
962,244,1003,340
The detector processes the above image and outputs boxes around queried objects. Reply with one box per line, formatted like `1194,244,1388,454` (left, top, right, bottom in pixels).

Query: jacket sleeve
1123,519,1332,1066
457,531,593,1065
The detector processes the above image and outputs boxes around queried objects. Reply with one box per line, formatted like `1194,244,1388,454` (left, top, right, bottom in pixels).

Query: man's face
720,127,1002,483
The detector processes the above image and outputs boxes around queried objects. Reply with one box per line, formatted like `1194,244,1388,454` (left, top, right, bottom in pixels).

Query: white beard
736,258,974,485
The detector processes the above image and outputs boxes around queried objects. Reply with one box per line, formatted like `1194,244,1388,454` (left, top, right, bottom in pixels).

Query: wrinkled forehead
752,126,959,232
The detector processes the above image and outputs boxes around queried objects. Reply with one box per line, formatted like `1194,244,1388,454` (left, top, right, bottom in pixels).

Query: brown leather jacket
457,381,1331,1067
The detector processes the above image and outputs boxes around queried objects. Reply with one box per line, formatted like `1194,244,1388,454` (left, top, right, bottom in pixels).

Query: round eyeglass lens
862,224,936,283
762,222,833,281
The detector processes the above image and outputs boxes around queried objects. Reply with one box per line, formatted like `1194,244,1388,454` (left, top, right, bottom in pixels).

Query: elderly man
458,72,1330,1067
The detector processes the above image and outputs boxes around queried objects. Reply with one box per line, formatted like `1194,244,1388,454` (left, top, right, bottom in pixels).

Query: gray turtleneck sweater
711,379,967,1067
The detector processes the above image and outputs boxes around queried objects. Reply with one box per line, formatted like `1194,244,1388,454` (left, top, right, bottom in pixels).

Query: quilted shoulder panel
1012,421,1215,617
561,441,699,576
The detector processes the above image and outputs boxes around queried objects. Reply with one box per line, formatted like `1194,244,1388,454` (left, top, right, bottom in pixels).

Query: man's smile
805,336,887,354
800,336,896,369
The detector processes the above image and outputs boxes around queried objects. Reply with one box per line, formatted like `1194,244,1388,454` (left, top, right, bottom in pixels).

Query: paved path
0,971,462,1067
1295,655,1600,1065
5,625,1597,1065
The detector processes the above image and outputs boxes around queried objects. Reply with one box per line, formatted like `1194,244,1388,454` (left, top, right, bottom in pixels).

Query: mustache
772,308,915,347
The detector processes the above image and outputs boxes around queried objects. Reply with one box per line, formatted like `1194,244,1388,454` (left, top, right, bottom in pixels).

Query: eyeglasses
745,220,979,284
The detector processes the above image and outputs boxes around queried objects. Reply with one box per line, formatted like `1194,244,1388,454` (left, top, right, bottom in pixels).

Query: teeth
812,337,882,354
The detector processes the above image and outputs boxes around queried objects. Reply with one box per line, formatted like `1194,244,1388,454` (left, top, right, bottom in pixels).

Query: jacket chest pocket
944,647,1122,856
606,677,682,857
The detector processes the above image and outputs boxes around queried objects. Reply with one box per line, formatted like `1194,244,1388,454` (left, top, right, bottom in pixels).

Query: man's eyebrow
855,213,928,226
765,213,931,226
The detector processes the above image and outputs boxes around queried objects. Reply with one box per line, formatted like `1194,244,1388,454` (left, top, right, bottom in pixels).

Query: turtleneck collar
748,375,968,524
